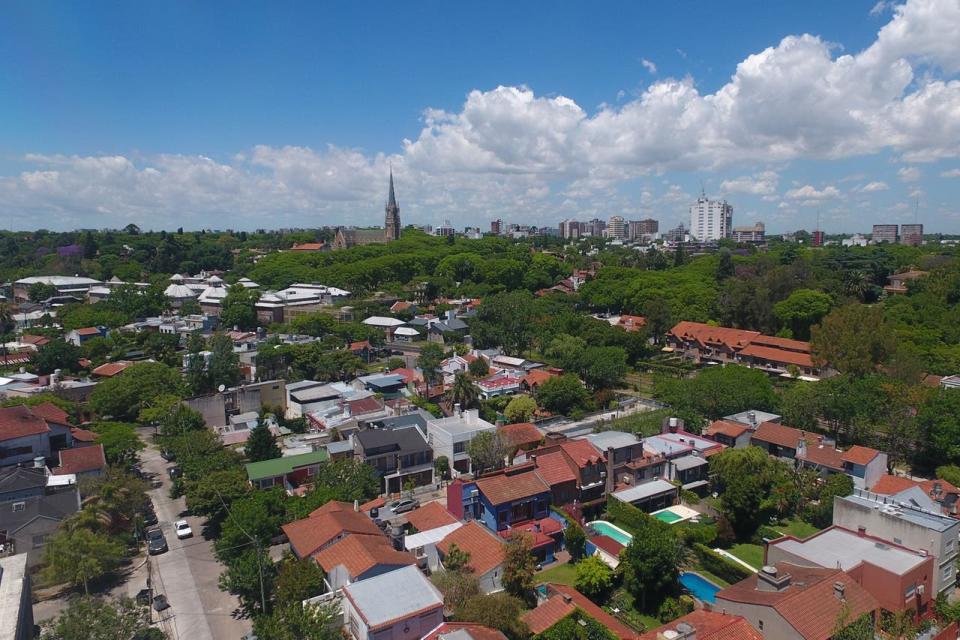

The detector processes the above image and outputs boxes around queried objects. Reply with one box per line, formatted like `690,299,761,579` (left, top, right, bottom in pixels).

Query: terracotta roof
436,521,505,575
389,368,420,384
705,420,749,439
390,301,415,312
841,445,880,466
30,401,71,426
751,422,806,449
422,623,506,640
405,501,459,531
70,427,98,442
349,340,371,351
716,563,878,640
313,532,415,578
475,466,550,506
290,242,326,251
76,327,102,336
800,444,845,471
588,535,624,557
617,315,647,332
669,321,760,351
346,396,384,415
0,405,51,441
498,422,543,449
870,474,960,501
533,451,578,487
91,361,132,377
19,335,50,346
748,335,811,353
500,517,563,548
521,369,557,388
558,439,604,468
282,502,384,558
522,584,638,639
359,496,386,512
738,344,814,368
54,444,106,475
640,611,762,640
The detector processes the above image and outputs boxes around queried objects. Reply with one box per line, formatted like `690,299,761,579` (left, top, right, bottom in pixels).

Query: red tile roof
359,496,386,512
282,501,384,558
705,420,749,439
588,535,624,557
669,321,760,351
349,340,371,351
19,335,50,346
498,422,543,450
748,335,811,352
558,439,604,468
70,427,98,442
738,344,815,368
389,368,420,384
751,422,806,449
54,444,106,475
30,401,71,426
405,501,459,532
616,315,647,332
390,301,415,312
0,405,51,441
345,396,384,415
522,584,638,639
801,444,845,471
533,451,578,487
521,369,557,388
500,517,563,548
422,623,506,640
437,521,505,576
640,611,762,640
91,361,132,377
76,327,102,336
290,242,326,251
475,465,550,506
313,533,415,578
870,474,960,502
841,445,880,466
716,563,878,640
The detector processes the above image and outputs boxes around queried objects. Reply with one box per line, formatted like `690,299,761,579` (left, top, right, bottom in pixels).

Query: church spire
387,168,398,208
384,169,401,242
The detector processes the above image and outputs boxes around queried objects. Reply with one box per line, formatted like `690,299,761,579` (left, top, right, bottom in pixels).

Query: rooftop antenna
699,179,706,199
914,196,919,224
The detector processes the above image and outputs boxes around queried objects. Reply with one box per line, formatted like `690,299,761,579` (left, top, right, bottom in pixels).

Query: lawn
775,518,821,539
535,562,578,586
727,543,765,570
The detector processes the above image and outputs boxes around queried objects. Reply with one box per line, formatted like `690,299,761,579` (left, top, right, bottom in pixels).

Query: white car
174,520,193,540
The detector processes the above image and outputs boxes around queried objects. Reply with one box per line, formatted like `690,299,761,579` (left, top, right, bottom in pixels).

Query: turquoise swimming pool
586,520,633,546
680,572,721,603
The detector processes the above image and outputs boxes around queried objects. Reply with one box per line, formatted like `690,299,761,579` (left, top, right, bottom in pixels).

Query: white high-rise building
607,216,626,240
689,196,733,241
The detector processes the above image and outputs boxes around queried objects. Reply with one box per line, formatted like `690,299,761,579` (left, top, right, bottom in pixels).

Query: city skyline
1,0,959,232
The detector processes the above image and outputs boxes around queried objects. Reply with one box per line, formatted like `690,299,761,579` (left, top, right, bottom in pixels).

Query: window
32,535,47,549
943,565,953,582
948,539,956,553
758,621,764,631
905,584,916,600
12,502,25,513
453,442,467,454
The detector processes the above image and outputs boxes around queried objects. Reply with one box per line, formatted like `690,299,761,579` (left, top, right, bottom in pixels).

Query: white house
426,409,497,475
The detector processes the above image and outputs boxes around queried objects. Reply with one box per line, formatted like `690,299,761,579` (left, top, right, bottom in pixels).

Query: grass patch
727,543,764,569
535,561,577,586
776,518,821,539
688,567,731,588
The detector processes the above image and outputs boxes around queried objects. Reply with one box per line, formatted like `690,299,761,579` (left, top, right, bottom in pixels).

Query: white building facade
689,196,733,242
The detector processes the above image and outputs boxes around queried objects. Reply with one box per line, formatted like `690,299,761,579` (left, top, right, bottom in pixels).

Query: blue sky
1,0,959,232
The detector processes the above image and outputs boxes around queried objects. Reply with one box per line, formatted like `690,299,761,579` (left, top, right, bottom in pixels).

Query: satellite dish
218,384,226,392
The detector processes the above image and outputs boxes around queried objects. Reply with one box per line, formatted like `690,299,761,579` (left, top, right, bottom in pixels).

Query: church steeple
385,169,401,241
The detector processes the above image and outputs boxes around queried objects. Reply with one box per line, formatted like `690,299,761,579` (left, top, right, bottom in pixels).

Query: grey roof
724,409,781,427
0,553,28,640
1,490,80,534
611,479,678,504
431,318,468,332
584,431,640,452
355,426,429,455
0,467,47,497
368,410,432,433
343,565,442,628
841,489,960,532
359,374,406,389
771,527,929,575
671,455,709,471
290,384,343,404
286,380,325,392
325,440,354,455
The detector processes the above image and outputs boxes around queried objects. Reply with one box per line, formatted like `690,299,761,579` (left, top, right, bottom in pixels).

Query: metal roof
611,479,678,504
343,565,442,629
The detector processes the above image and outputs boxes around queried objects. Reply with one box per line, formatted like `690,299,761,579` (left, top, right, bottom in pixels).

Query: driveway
139,436,251,640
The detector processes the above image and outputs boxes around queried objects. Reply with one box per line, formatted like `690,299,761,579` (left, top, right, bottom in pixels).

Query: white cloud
898,166,922,181
870,1,894,16
720,171,779,195
640,58,658,74
2,0,960,229
785,185,841,200
858,180,890,191
940,168,960,177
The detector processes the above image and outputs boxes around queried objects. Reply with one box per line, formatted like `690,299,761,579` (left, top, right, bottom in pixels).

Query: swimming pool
585,520,633,546
679,572,721,603
654,511,683,524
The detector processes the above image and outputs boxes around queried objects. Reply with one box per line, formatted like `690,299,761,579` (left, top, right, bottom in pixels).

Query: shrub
692,544,751,584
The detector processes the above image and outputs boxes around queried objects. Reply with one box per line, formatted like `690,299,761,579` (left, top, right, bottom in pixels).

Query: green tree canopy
574,555,614,602
536,374,590,415
220,283,260,330
811,304,896,375
90,362,185,421
621,511,681,611
34,340,83,375
504,395,537,423
245,417,281,462
773,288,833,340
42,528,125,594
41,596,166,640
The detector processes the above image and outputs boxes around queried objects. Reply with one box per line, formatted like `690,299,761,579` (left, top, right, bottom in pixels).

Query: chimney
757,565,792,592
796,437,807,459
446,310,456,322
833,581,846,601
747,411,756,428
454,403,462,417
561,594,572,604
33,456,45,470
354,499,359,512
606,447,615,494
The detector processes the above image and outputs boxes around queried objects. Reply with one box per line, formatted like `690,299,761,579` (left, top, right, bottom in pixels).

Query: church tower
385,170,401,241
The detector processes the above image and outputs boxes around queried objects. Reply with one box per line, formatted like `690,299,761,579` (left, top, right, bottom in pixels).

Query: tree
219,283,259,330
502,531,536,602
574,555,613,601
245,417,281,462
578,346,627,390
443,543,472,572
641,297,674,343
537,611,618,640
35,340,83,375
158,404,206,439
918,390,960,469
219,547,276,615
779,381,820,430
564,521,587,561
806,472,854,528
91,422,144,465
434,455,450,481
831,606,875,640
274,554,326,608
472,291,536,354
936,465,960,487
504,395,537,423
709,446,783,538
448,372,480,409
811,304,896,376
207,333,241,390
314,459,380,501
185,468,250,529
90,362,185,421
252,600,343,640
716,249,735,281
42,528,125,594
466,430,507,475
434,568,481,611
536,374,590,415
455,593,529,640
468,357,490,378
417,343,445,387
654,365,778,421
29,281,58,302
621,513,681,611
41,596,166,640
545,334,586,371
773,289,832,340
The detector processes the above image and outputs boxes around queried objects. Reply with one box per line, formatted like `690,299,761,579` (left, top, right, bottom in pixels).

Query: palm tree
447,371,479,409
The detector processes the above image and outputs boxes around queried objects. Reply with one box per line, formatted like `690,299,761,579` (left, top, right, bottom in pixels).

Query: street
139,437,251,640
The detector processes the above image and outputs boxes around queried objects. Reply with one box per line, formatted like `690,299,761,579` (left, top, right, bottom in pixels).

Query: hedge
692,543,751,584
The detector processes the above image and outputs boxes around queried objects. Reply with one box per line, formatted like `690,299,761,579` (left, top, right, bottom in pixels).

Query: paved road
140,438,251,640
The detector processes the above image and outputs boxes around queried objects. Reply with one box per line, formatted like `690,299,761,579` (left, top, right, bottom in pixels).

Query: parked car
142,508,158,527
388,498,420,514
160,450,176,462
175,520,193,539
147,528,168,555
167,466,181,480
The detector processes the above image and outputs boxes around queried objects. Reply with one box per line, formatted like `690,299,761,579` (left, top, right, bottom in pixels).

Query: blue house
475,464,551,532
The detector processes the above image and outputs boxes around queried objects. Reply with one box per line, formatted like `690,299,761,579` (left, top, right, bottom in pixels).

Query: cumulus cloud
640,58,658,74
2,0,959,229
870,1,894,16
858,181,890,191
898,166,922,181
940,168,960,177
